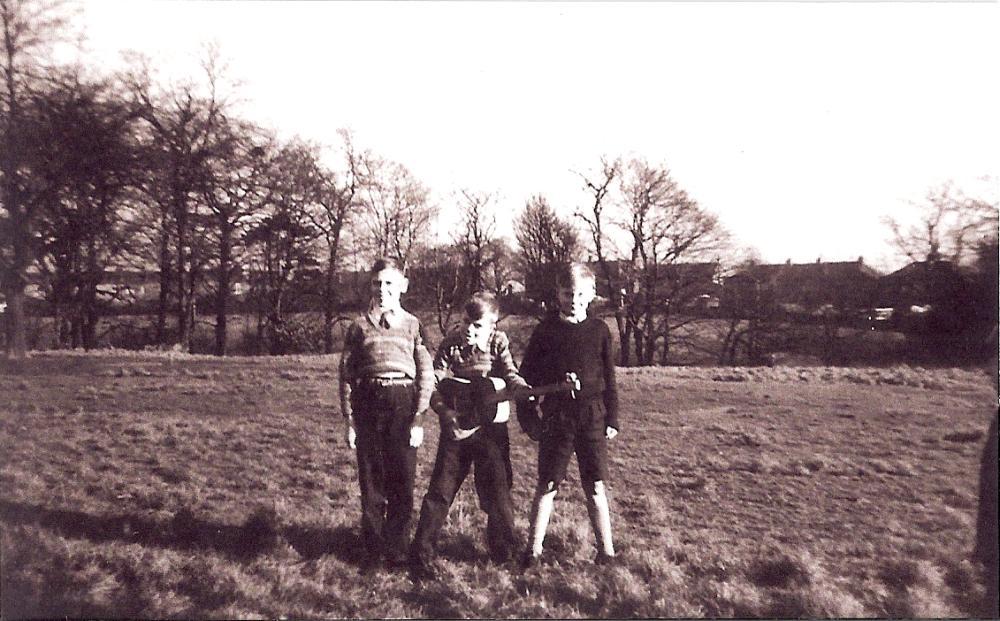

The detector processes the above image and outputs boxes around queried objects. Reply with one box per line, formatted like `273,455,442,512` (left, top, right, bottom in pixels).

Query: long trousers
411,422,518,563
351,381,417,560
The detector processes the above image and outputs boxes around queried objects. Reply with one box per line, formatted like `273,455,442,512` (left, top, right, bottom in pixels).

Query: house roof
732,259,883,283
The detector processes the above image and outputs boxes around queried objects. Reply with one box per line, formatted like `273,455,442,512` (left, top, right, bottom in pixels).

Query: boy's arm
601,324,620,431
338,323,358,420
412,322,434,418
492,331,530,391
515,324,544,438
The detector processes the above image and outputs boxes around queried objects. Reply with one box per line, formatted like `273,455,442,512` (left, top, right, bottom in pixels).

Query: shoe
594,552,618,566
489,547,517,566
409,558,438,581
519,549,542,570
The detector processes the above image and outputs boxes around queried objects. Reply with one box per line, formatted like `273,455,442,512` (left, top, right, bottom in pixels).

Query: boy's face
462,312,497,346
370,268,406,310
557,278,596,321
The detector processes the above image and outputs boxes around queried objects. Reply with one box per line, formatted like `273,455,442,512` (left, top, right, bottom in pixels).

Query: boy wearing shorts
517,262,620,566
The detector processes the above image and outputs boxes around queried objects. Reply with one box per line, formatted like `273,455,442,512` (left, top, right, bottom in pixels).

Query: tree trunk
156,216,171,345
3,286,28,358
322,241,339,355
214,226,231,356
174,180,191,352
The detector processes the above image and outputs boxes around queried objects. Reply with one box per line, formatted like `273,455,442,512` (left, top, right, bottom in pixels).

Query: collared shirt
367,303,403,329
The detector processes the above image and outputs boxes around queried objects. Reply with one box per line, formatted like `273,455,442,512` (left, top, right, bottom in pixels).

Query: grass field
1,351,996,618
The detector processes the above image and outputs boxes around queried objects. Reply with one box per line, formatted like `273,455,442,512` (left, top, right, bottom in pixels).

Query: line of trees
0,1,455,357
3,1,996,365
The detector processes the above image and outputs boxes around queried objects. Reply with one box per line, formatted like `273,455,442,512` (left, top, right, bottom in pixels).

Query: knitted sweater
338,308,434,418
518,313,619,430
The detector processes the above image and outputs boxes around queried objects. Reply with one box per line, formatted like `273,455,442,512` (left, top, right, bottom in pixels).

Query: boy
517,262,620,566
409,292,530,577
339,257,434,570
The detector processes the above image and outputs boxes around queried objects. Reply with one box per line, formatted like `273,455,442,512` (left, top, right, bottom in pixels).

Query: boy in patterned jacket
409,292,529,577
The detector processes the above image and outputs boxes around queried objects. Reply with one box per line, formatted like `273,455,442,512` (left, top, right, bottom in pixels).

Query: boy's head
461,292,499,346
369,257,408,311
554,262,596,322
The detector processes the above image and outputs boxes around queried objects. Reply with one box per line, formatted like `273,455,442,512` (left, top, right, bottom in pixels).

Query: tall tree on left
0,0,78,358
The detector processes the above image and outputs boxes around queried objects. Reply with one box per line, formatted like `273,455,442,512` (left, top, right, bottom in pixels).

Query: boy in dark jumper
409,292,529,576
339,257,434,570
517,262,620,566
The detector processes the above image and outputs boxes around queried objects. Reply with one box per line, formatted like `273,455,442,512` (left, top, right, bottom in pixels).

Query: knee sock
528,485,557,557
586,480,615,557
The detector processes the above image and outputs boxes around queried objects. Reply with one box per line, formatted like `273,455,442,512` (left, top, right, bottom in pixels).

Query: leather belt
362,376,413,386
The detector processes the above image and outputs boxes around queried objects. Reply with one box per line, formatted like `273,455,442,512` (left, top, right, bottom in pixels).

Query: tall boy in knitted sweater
339,258,434,569
517,262,620,566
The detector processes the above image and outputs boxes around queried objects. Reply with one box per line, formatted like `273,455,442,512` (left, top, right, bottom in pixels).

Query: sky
76,1,999,272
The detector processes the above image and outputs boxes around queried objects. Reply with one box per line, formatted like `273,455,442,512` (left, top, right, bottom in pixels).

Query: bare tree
618,158,729,365
356,155,436,267
31,71,140,350
199,119,272,355
125,51,231,351
884,182,999,267
305,129,360,354
454,189,497,292
574,156,631,363
244,140,321,354
410,242,465,336
513,194,579,304
0,0,78,357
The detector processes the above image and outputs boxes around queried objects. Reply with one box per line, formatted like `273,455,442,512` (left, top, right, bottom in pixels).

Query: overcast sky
77,1,999,271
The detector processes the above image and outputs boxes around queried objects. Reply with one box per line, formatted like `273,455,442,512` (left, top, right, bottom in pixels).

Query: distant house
722,258,883,317
876,260,976,333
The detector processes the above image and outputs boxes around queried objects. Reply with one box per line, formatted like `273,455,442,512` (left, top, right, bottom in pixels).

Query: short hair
553,262,596,289
464,291,499,320
369,257,405,276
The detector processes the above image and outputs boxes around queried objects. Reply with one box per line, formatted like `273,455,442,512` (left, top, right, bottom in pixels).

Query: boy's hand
605,426,618,440
409,424,424,448
451,425,479,441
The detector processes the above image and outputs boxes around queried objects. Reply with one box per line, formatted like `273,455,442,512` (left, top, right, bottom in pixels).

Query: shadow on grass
283,523,365,564
0,499,275,561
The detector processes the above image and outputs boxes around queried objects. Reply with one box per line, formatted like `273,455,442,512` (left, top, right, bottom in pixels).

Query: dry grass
1,352,995,618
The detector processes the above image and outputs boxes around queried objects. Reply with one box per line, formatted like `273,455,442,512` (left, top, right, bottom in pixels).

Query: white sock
586,480,615,557
529,486,557,557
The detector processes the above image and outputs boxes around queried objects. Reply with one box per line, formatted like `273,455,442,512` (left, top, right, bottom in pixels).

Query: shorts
536,397,609,488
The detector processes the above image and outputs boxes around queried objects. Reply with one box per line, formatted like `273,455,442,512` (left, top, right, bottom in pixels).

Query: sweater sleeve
412,321,434,416
600,324,620,431
338,323,360,419
492,331,529,390
518,322,544,387
515,323,544,435
430,337,452,416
